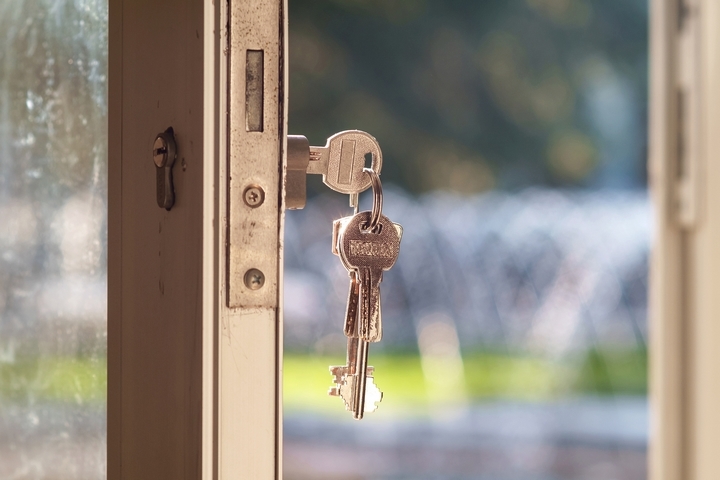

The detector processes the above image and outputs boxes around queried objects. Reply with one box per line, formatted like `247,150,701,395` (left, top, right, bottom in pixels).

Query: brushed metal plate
227,0,284,309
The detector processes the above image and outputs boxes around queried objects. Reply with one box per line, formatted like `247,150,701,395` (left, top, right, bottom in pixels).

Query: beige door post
650,1,720,479
108,0,287,478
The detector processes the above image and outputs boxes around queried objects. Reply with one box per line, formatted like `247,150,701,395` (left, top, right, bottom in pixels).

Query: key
286,130,382,210
337,211,403,343
308,130,383,195
307,130,382,195
336,210,401,419
327,169,399,419
330,218,384,418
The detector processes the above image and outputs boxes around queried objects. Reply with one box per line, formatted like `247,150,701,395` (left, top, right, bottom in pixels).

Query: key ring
363,167,383,232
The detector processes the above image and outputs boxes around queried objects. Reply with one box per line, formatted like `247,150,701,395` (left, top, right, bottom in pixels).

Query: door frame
650,0,720,479
108,0,287,478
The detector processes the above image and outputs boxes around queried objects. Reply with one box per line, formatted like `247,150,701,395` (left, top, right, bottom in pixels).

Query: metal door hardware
244,268,266,290
286,135,310,210
153,127,177,210
286,130,382,210
243,185,265,208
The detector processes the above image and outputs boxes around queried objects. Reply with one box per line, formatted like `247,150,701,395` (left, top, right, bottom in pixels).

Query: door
108,0,285,477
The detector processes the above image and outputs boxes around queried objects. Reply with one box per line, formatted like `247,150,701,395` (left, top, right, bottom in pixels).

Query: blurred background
0,0,649,479
0,1,107,478
284,1,649,479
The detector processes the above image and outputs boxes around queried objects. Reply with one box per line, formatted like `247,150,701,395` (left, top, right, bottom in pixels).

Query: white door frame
650,0,720,479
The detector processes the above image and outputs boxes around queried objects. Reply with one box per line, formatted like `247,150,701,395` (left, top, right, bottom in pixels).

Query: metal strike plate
227,3,284,309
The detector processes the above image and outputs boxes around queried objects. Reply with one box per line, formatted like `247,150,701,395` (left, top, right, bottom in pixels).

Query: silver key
330,216,384,419
337,211,403,343
336,211,401,419
286,130,382,210
327,168,400,419
308,130,383,196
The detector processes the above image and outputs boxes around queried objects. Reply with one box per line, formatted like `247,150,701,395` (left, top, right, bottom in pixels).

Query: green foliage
573,347,648,395
0,356,106,404
284,349,647,413
289,0,648,192
0,349,645,407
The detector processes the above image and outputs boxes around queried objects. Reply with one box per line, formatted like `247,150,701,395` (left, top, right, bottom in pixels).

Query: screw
243,185,265,208
153,136,169,167
244,268,265,290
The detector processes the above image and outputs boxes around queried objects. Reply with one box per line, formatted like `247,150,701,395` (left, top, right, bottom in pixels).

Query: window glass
285,2,648,479
0,1,107,478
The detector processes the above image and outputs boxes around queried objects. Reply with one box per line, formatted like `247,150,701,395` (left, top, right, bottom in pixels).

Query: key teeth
338,384,354,412
329,365,347,386
328,368,383,416
328,365,375,389
363,376,383,413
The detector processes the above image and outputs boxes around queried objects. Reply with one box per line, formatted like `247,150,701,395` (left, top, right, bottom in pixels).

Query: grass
284,349,647,413
0,349,646,409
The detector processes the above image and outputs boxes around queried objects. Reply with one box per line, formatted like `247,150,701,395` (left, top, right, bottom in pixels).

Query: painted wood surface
108,0,285,478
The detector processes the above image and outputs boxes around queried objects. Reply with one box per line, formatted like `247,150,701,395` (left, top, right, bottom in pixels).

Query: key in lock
286,130,382,209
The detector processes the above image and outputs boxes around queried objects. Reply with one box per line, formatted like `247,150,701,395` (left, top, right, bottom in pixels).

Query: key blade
329,365,349,387
338,377,355,411
357,268,382,342
344,273,360,338
336,372,383,416
306,146,328,175
353,340,370,419
328,337,374,402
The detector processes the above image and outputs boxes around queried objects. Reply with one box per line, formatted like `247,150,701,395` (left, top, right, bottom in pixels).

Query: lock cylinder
153,127,178,210
286,135,310,210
